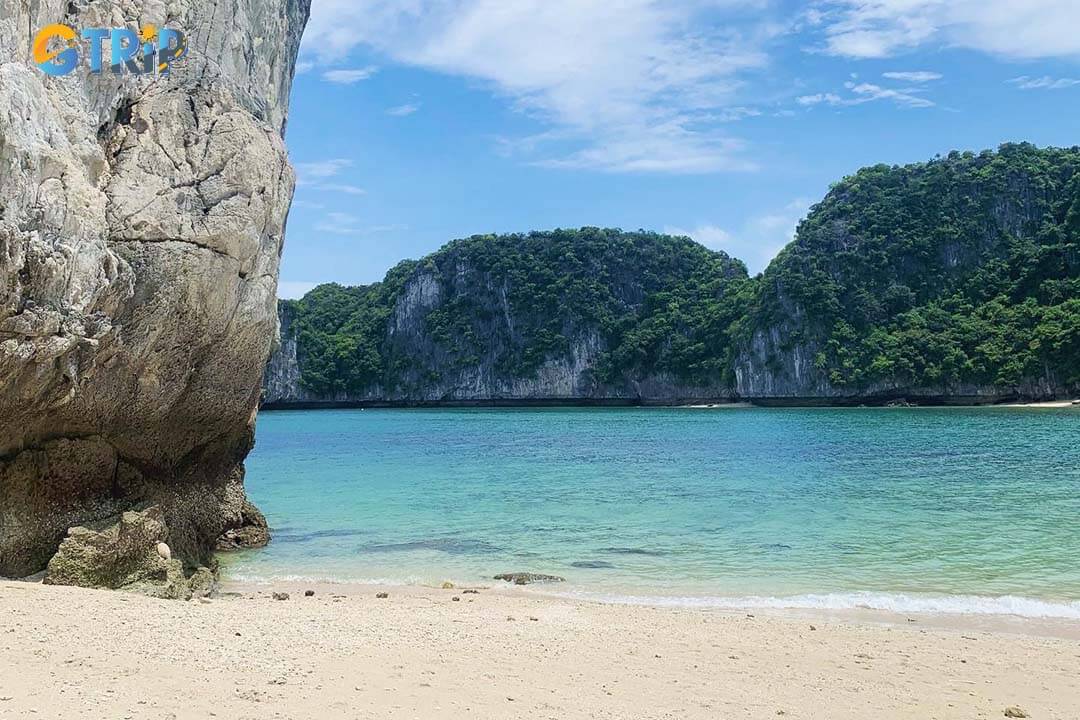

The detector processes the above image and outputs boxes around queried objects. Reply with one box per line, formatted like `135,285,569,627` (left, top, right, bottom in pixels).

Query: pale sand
1,581,1079,719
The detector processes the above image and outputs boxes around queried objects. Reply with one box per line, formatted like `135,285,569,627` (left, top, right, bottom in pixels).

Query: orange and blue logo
32,23,186,77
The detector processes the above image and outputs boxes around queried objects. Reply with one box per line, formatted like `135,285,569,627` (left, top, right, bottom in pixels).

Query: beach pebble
304,590,315,597
272,592,289,601
155,542,171,561
810,625,817,631
452,596,461,602
528,616,539,622
463,589,479,595
1004,707,1029,718
376,592,389,599
441,581,455,589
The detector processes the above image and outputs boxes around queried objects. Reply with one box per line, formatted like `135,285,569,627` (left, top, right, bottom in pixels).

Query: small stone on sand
304,590,315,597
376,592,389,599
452,596,461,602
1004,707,1029,718
272,592,289,601
441,581,455,589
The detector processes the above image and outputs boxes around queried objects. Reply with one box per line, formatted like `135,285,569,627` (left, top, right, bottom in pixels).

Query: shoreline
221,578,1080,640
3,579,1078,718
260,398,1080,411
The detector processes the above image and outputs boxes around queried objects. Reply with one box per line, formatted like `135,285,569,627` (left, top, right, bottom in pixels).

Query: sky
278,0,1080,299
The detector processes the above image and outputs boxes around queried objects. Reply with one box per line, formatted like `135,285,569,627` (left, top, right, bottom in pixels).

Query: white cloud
387,103,421,116
318,184,368,196
797,92,844,106
666,198,813,274
798,82,934,109
817,0,1080,59
1008,75,1080,90
302,0,778,174
882,71,942,82
296,60,315,74
322,66,379,84
292,199,326,210
294,159,366,196
295,158,352,182
846,81,935,107
278,281,320,299
314,212,405,236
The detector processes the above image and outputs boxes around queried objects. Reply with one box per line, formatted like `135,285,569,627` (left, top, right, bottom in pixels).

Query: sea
221,406,1080,619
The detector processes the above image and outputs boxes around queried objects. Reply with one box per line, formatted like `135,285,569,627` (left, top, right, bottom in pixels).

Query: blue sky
278,0,1080,298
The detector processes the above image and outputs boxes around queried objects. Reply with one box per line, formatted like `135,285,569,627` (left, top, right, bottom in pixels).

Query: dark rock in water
273,592,290,601
216,500,272,551
42,505,217,600
494,572,565,585
571,561,616,569
361,538,501,556
304,589,316,597
600,547,665,557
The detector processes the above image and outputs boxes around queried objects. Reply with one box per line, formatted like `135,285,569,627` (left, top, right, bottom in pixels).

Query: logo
32,24,187,77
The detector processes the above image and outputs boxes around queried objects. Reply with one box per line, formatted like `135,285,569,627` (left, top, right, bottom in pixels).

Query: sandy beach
1,581,1077,719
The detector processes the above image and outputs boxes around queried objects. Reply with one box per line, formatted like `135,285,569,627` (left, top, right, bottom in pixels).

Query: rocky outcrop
0,0,309,579
731,146,1078,405
43,505,213,599
263,231,742,407
216,499,271,550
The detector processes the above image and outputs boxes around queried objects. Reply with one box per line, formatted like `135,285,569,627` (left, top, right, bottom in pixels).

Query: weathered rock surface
0,0,309,578
215,499,271,550
43,505,213,599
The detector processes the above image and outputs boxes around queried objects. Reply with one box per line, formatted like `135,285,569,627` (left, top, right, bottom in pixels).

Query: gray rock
494,572,565,585
43,505,216,599
0,0,309,578
272,592,289,601
216,500,272,551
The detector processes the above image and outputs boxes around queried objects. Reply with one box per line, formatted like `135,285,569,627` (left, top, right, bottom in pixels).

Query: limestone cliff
265,146,1078,408
264,229,746,406
733,145,1079,404
0,0,309,578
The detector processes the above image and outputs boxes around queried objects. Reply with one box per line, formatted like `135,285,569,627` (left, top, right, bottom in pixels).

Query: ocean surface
223,407,1080,618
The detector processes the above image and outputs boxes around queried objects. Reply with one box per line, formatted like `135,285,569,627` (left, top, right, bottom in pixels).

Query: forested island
264,143,1079,407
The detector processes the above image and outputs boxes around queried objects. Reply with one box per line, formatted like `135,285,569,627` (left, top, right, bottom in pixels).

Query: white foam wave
540,590,1080,619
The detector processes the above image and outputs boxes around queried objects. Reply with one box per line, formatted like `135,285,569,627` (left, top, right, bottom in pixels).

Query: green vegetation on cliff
285,228,750,397
745,143,1080,391
279,144,1079,401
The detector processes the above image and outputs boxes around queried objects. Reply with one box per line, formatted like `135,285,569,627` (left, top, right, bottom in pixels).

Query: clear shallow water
225,407,1080,617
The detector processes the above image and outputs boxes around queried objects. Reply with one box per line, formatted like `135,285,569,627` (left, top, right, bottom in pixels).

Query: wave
538,589,1080,619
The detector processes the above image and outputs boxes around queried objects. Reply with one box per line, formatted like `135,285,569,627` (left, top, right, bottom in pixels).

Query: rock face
0,0,310,579
732,145,1079,405
43,505,213,599
263,230,745,407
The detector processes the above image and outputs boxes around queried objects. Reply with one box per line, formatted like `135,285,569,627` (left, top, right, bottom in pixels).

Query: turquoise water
225,407,1080,617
